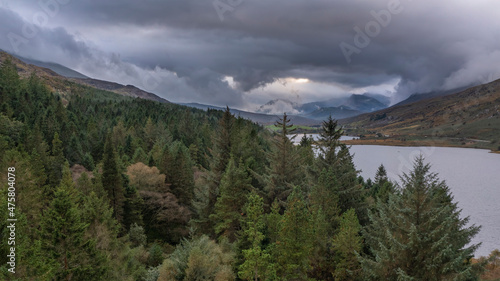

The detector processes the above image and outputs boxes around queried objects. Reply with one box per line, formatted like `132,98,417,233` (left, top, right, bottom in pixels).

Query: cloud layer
1,0,500,108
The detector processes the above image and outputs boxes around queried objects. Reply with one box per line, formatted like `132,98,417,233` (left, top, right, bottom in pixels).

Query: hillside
0,51,168,103
305,106,361,120
340,79,500,150
181,102,321,126
13,54,89,79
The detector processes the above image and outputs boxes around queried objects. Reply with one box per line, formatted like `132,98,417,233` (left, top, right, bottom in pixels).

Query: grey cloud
2,0,500,106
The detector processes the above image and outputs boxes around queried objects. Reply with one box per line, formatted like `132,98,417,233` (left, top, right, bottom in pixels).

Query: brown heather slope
339,79,500,150
0,51,168,103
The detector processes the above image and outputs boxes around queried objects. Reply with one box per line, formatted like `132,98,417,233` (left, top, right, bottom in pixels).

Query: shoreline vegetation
266,125,499,153
341,137,500,153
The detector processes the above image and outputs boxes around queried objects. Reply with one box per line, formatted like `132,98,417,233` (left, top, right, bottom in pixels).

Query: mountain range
340,78,500,147
2,49,498,144
256,93,389,121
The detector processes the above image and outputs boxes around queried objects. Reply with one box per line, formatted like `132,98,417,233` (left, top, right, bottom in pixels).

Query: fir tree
239,192,273,281
275,187,314,280
161,141,194,206
102,134,125,223
374,164,388,185
266,113,302,208
360,156,481,280
332,209,362,281
47,132,65,188
318,115,343,166
211,158,253,241
123,184,144,231
40,164,108,280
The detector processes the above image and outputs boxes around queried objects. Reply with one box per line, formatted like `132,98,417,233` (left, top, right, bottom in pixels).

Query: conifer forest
0,58,498,281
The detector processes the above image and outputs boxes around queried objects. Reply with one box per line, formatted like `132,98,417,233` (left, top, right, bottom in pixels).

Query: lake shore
342,137,499,153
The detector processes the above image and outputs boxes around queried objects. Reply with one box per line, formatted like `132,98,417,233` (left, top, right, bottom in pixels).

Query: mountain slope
393,86,470,107
13,54,89,79
299,93,386,113
340,79,500,145
343,94,386,112
70,78,168,103
305,106,361,120
0,51,168,103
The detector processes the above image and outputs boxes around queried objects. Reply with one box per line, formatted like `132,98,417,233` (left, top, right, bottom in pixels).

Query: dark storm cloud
2,0,500,105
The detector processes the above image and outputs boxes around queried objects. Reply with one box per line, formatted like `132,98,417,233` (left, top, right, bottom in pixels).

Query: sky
1,0,500,111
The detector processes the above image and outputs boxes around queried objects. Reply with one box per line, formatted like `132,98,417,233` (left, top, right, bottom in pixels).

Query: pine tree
335,144,368,225
332,209,362,281
161,141,194,206
310,168,340,233
47,132,65,188
372,164,395,202
67,132,84,165
266,113,302,208
360,156,481,280
211,158,253,241
374,164,388,185
318,115,343,166
275,187,314,280
212,106,234,183
40,164,108,280
239,192,273,281
102,134,125,223
123,183,144,231
204,107,235,237
0,58,21,104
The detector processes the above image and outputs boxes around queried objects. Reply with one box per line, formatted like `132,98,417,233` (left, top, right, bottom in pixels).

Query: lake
290,134,500,257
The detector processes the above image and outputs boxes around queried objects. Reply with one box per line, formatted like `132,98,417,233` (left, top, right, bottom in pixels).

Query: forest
0,58,498,281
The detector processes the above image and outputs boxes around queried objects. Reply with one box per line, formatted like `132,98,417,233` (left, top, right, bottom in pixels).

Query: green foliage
82,152,96,171
129,223,147,247
133,146,148,164
102,134,125,223
266,113,303,208
238,192,274,281
148,243,165,267
370,164,396,202
274,188,314,280
318,115,343,165
360,156,481,280
158,235,235,281
144,266,160,281
161,141,194,206
211,158,253,241
0,54,486,280
39,164,109,280
332,209,362,281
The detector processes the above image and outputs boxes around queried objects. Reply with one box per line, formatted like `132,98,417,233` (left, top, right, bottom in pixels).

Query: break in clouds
1,0,500,109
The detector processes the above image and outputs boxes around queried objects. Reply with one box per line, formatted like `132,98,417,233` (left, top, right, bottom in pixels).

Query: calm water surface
290,134,500,257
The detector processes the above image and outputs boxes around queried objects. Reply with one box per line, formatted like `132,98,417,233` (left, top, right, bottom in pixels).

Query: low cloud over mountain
1,1,500,108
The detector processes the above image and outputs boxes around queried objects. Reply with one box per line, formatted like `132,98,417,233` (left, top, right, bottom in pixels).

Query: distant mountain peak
256,99,301,115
